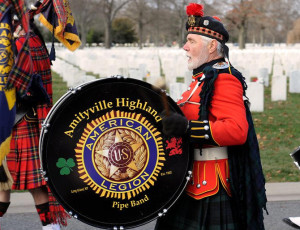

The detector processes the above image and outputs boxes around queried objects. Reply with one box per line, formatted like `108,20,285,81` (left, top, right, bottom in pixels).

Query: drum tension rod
113,226,124,230
68,86,82,94
186,170,192,181
158,208,168,217
67,211,78,219
42,122,50,133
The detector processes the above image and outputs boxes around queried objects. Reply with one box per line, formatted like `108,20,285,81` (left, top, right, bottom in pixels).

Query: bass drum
290,146,300,171
39,76,191,229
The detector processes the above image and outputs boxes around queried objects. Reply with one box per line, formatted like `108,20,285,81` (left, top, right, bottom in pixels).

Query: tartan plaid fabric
10,0,29,32
0,1,10,19
7,33,69,226
53,0,67,27
15,34,53,127
48,187,69,226
25,34,53,128
39,0,81,51
155,185,237,230
7,37,33,96
7,119,45,190
7,118,70,226
0,0,29,32
1,0,31,96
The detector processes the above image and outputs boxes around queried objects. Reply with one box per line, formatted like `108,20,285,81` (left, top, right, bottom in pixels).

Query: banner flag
0,6,16,165
39,0,81,51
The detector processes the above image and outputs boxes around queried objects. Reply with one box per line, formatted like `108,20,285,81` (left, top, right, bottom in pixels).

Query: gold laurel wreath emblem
94,128,147,181
75,110,165,200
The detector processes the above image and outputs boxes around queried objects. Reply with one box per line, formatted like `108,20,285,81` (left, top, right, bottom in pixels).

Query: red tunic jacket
178,70,248,199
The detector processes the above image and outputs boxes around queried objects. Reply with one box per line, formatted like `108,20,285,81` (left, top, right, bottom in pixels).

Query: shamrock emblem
56,158,76,175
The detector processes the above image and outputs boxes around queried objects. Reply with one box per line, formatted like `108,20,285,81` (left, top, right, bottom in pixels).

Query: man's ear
208,39,218,54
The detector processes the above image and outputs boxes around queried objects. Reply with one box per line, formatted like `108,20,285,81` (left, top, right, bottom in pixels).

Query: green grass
176,77,184,83
252,86,300,182
52,70,68,103
51,71,300,182
86,71,100,78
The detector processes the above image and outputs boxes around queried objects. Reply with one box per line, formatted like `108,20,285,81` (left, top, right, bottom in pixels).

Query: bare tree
287,18,300,44
68,0,300,48
267,0,300,43
125,0,154,49
96,0,132,49
70,0,100,48
245,0,276,46
166,0,190,47
223,0,258,49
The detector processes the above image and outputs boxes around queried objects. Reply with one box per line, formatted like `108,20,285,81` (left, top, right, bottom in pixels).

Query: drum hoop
290,146,300,171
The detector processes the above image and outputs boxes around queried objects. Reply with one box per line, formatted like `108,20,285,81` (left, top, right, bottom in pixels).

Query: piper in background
0,11,68,230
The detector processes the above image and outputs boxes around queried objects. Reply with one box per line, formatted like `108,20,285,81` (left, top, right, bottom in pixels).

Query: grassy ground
252,85,300,182
52,70,68,103
51,71,300,182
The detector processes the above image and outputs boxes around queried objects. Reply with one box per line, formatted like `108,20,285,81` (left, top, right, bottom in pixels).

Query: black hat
185,3,229,43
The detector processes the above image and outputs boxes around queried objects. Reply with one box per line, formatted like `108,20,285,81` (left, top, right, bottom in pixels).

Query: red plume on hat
186,3,204,17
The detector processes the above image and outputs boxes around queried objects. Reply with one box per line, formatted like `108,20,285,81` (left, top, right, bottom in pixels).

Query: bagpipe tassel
49,37,56,61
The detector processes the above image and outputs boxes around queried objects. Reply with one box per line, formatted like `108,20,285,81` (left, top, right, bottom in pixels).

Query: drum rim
39,76,192,228
290,146,300,171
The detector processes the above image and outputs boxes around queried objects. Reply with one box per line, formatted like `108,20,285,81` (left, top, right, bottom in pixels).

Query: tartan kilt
7,118,46,190
155,184,238,230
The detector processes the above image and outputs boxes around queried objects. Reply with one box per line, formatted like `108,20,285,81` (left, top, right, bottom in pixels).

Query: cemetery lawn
252,86,300,182
51,72,300,182
52,71,68,103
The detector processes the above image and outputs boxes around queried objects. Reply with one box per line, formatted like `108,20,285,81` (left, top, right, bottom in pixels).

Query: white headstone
128,68,143,81
271,75,287,101
246,82,264,112
273,65,284,77
184,71,193,86
169,83,186,101
139,64,147,79
258,68,269,87
289,71,300,93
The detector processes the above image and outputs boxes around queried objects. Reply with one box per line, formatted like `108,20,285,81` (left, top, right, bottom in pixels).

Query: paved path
8,182,300,214
2,182,300,229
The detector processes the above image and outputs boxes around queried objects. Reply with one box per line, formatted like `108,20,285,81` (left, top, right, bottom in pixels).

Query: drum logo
75,110,165,199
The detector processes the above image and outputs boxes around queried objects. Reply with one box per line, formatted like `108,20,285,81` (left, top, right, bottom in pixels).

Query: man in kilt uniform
0,14,68,230
156,3,267,230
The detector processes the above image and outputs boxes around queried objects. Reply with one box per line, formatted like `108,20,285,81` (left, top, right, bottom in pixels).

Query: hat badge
203,20,209,26
188,15,196,26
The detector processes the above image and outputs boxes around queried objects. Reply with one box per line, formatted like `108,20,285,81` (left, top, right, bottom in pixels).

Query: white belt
194,147,228,161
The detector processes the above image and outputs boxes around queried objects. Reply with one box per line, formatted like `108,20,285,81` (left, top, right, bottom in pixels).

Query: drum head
40,77,191,229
